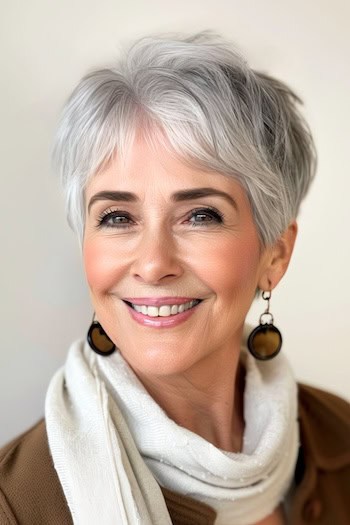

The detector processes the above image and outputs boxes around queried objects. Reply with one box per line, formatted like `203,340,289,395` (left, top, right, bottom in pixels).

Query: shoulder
0,419,46,463
298,382,350,417
297,383,350,464
0,419,72,524
292,384,350,524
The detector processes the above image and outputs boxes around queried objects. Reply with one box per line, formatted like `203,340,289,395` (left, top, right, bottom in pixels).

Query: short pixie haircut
52,31,317,247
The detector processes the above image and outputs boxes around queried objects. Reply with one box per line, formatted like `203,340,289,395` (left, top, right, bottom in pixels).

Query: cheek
193,234,261,295
83,238,122,293
231,237,261,282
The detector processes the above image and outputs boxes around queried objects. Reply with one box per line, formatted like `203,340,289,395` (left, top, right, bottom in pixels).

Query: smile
123,299,203,328
124,299,202,317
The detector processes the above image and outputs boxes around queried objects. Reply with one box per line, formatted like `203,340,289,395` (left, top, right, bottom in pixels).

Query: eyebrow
87,187,238,214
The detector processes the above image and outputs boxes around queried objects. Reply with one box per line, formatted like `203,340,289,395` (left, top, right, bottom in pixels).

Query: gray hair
52,31,317,249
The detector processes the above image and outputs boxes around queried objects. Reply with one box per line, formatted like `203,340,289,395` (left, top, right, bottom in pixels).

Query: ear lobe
258,221,298,291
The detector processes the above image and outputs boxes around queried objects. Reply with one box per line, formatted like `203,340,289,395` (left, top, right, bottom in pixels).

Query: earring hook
260,290,274,324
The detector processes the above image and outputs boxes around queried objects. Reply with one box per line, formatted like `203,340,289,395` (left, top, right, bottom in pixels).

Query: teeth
131,300,199,317
147,306,159,317
133,304,143,313
159,305,171,317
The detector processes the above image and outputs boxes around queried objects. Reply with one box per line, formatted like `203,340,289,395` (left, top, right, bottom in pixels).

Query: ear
258,220,298,291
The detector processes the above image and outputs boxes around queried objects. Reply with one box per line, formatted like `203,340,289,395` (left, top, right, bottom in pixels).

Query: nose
130,226,183,285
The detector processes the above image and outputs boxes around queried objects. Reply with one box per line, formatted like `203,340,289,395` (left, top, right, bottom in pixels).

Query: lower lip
124,302,201,328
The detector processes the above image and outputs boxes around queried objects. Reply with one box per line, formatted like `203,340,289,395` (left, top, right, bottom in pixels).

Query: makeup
124,299,201,328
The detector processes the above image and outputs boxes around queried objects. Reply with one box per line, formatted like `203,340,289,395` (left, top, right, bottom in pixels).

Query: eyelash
96,207,224,229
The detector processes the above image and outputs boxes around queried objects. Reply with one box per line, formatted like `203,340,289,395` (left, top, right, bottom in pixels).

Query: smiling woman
0,32,349,525
83,139,282,382
82,137,292,387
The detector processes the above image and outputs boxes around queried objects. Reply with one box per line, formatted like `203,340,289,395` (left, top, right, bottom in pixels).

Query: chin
119,343,203,378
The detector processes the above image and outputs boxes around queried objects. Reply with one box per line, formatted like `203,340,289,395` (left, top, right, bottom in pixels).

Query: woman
0,32,349,525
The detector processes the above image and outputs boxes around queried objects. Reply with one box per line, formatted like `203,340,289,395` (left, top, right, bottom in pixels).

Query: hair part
52,31,317,261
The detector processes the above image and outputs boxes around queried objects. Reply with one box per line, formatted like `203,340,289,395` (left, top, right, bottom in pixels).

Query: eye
96,209,133,229
187,207,224,227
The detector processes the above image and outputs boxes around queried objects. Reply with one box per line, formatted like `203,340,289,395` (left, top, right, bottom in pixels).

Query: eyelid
95,205,225,229
98,206,123,219
96,208,133,228
186,206,224,224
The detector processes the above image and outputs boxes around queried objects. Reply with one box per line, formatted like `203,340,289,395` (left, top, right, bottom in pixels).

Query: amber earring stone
247,324,282,360
87,321,116,356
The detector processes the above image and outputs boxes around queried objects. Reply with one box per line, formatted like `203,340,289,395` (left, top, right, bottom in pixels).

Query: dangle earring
247,290,282,360
87,313,116,356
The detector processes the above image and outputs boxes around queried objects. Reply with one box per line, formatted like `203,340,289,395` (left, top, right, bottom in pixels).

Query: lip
123,296,200,306
124,300,201,328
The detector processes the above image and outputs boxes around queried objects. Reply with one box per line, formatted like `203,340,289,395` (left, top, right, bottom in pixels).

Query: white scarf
45,325,299,525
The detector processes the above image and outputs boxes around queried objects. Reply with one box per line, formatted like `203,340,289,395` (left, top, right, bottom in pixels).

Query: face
83,135,272,378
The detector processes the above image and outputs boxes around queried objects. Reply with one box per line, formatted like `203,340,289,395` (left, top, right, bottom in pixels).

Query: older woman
0,32,349,525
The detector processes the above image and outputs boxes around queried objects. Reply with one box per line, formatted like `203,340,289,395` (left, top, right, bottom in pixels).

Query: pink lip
123,296,200,306
124,301,201,328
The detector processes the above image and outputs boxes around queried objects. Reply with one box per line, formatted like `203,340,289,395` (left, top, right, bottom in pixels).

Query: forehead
85,135,248,206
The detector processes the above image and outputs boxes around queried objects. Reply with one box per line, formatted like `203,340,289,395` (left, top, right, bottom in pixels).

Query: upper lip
123,297,202,306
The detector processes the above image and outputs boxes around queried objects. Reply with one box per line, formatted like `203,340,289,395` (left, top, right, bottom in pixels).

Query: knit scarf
45,325,299,525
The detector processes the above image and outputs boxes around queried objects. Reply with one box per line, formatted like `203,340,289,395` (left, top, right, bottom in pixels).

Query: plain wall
1,0,349,446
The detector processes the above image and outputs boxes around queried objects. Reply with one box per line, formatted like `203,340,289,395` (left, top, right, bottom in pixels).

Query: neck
134,345,246,452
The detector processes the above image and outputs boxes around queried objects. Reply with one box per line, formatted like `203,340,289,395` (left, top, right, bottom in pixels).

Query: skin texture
83,134,297,455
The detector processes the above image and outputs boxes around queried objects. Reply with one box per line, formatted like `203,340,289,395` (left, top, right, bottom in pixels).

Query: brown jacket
0,383,349,525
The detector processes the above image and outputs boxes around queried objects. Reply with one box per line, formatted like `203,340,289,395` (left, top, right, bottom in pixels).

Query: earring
247,290,282,360
87,313,116,356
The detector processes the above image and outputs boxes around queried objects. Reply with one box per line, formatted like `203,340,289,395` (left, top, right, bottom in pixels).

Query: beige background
1,0,349,446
